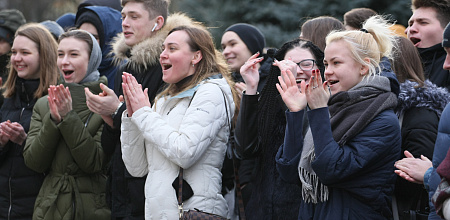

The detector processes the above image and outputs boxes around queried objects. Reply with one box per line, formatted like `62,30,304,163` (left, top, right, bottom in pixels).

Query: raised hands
305,70,330,110
122,72,150,117
394,150,432,184
273,57,297,77
239,52,264,95
276,69,307,112
48,84,72,124
0,120,27,146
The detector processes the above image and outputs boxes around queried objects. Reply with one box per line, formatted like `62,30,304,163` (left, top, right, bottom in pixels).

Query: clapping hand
48,84,72,124
304,70,329,110
0,120,26,145
122,72,149,117
239,52,264,95
276,69,307,112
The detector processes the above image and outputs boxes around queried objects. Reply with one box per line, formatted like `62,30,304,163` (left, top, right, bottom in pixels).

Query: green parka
23,76,110,220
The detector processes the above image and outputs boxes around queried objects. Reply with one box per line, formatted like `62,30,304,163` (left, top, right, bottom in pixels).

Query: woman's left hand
122,72,150,117
0,120,26,145
305,69,330,110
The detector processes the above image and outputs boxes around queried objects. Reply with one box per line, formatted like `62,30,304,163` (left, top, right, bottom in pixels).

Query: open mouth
410,37,421,46
327,80,339,85
296,79,304,84
63,70,74,75
162,64,172,70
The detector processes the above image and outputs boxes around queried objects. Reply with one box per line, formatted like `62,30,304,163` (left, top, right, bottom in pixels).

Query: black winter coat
418,43,450,91
394,79,450,218
0,78,45,220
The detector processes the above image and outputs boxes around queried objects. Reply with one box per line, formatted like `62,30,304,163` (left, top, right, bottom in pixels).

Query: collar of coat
396,79,450,118
110,13,200,71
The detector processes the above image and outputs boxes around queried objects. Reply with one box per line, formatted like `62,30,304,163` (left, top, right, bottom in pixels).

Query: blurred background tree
0,0,411,49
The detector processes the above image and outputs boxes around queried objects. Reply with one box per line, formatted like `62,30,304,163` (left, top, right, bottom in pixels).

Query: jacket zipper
8,176,11,220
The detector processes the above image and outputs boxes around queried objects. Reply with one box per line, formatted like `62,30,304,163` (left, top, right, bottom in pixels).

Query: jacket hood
111,13,200,71
396,79,450,118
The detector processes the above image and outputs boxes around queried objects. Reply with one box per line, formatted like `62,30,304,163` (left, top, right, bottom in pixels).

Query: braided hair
257,38,324,163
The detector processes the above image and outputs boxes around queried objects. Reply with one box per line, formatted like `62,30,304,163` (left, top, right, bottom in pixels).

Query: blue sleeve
309,109,401,186
275,110,305,185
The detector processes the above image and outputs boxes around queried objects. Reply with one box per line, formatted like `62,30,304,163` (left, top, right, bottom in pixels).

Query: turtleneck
15,77,40,104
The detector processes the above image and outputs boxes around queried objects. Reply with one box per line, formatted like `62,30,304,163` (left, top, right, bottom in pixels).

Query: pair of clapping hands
240,53,330,112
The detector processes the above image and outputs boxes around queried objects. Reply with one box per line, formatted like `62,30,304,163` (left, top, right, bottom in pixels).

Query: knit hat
443,22,450,48
225,23,266,55
56,13,76,31
40,20,64,41
0,9,26,45
75,8,104,48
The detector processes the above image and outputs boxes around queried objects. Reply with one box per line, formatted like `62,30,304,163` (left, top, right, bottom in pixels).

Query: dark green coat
24,76,110,220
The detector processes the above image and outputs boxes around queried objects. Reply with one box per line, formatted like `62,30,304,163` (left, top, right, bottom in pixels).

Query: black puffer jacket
0,78,45,220
394,79,450,218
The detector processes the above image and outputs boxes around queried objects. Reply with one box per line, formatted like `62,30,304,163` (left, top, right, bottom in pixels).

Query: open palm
276,69,307,112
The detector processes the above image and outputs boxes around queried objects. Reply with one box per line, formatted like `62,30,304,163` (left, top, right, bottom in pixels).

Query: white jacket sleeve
130,83,229,169
121,109,148,177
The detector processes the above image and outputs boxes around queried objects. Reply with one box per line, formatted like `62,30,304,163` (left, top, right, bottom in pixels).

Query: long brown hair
155,25,240,119
392,36,425,87
3,23,59,99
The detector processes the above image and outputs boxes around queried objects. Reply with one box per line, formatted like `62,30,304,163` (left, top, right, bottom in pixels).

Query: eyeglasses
295,59,316,71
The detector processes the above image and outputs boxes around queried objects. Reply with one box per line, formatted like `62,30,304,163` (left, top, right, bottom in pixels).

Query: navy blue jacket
0,78,45,220
424,103,450,220
276,107,401,219
78,6,122,89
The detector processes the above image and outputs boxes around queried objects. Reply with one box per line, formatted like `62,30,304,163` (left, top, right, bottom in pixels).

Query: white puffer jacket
121,77,234,219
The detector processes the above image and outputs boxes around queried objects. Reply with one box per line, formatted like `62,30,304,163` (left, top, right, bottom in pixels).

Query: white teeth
296,79,303,83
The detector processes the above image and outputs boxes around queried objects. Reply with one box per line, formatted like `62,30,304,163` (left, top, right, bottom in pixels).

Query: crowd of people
0,0,449,219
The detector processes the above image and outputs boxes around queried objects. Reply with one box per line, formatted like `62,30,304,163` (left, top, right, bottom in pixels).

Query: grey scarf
298,75,397,203
78,31,101,84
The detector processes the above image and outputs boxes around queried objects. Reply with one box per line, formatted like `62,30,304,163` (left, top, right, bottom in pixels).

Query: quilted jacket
24,77,110,220
121,77,234,219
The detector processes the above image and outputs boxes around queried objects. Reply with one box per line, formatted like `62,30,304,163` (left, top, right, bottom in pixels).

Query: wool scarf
298,75,397,203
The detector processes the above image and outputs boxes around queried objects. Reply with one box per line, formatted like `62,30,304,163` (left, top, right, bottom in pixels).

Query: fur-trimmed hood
111,13,200,71
396,79,450,118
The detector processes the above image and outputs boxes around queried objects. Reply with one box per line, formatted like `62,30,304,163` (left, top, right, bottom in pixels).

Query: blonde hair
326,15,396,77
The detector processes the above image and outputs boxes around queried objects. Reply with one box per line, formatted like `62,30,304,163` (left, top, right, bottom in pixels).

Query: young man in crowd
406,0,450,90
85,0,197,219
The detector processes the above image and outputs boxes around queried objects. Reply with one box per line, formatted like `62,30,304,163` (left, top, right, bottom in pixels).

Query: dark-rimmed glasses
295,59,316,71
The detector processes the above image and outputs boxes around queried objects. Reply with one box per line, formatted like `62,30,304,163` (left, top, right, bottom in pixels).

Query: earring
192,64,195,67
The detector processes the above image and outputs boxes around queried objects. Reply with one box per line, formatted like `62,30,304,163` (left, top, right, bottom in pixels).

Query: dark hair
58,29,93,58
257,38,324,159
392,36,425,87
343,8,377,30
300,16,344,51
121,0,169,22
3,23,59,99
411,0,450,29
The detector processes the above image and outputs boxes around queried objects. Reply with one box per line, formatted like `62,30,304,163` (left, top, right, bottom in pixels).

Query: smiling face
221,31,253,72
160,30,200,84
121,1,155,47
323,40,366,95
11,35,40,80
407,7,444,48
57,37,90,83
284,47,317,87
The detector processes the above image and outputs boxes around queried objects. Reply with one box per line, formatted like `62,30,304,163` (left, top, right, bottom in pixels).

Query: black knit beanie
225,23,266,55
75,9,105,48
443,22,450,48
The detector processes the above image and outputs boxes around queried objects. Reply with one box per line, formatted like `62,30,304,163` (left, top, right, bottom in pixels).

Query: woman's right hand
276,69,307,112
239,52,263,95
